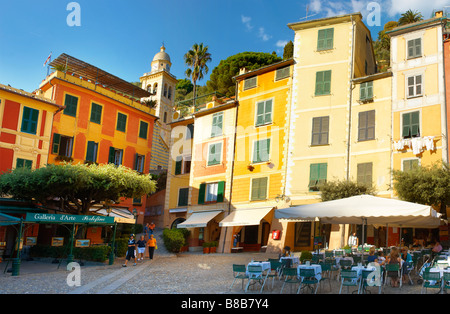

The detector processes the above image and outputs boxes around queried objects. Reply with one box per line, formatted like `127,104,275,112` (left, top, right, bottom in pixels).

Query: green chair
384,264,402,288
297,268,319,294
245,265,267,293
443,272,450,294
312,254,321,264
339,270,361,294
318,262,332,292
280,267,301,294
421,271,441,294
230,264,248,290
267,261,282,289
360,268,382,294
325,259,340,280
353,255,362,265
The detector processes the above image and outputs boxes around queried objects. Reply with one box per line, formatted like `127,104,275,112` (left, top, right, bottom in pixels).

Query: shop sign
26,213,115,224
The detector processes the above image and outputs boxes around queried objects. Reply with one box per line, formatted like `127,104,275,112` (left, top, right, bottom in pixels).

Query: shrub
30,245,111,262
162,228,185,253
299,250,313,263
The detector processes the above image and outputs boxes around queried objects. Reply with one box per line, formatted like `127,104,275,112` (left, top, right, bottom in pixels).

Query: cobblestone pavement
0,251,437,295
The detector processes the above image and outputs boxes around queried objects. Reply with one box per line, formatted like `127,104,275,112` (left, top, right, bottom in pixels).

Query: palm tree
398,9,423,26
184,43,212,107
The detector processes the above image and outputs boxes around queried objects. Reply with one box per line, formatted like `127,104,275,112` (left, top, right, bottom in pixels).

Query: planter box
210,247,217,253
203,247,210,254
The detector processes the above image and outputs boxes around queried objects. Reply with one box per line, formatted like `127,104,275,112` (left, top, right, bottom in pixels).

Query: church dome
153,45,171,63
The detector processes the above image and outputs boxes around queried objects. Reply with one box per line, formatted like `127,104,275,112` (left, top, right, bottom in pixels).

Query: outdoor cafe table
297,263,322,281
280,256,300,266
428,267,450,293
246,261,271,277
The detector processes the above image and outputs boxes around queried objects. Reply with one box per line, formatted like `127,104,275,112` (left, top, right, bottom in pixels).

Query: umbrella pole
386,224,388,248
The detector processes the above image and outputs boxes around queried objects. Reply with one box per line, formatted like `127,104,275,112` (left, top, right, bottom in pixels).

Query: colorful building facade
38,54,156,223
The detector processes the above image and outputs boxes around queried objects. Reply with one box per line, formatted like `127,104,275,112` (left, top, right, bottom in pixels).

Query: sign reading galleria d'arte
25,213,115,224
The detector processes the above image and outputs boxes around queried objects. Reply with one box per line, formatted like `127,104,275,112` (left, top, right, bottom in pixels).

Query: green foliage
30,245,111,262
162,228,186,253
283,41,294,60
0,163,156,215
373,21,398,72
206,51,282,97
319,180,376,202
300,251,313,263
115,238,130,257
184,43,212,107
393,162,450,218
398,9,423,26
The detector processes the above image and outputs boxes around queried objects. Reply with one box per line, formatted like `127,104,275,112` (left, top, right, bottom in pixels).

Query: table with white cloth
335,256,354,266
428,267,450,292
297,264,322,281
280,256,300,266
246,261,271,277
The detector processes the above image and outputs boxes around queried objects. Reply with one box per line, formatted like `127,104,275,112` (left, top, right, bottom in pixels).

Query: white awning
90,208,136,224
177,210,223,229
219,207,274,227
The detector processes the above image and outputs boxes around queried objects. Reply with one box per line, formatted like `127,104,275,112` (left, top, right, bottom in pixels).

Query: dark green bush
162,228,185,253
30,245,111,262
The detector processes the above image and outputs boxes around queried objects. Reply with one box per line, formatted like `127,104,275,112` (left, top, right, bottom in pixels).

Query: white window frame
249,176,269,201
401,158,420,171
207,142,222,166
406,74,423,98
251,138,271,164
205,182,219,203
254,98,274,127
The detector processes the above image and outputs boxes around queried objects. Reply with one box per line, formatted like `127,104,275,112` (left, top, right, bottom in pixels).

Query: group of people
122,222,157,267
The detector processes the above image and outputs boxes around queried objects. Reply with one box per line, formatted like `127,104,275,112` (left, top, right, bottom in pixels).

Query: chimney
239,67,248,75
435,10,443,18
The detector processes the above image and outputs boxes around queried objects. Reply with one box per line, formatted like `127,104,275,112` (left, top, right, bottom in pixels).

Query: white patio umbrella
275,195,444,246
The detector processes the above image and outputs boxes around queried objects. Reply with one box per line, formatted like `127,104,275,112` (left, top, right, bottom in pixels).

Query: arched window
147,85,152,92
164,84,168,97
163,112,168,123
153,83,158,95
168,86,172,100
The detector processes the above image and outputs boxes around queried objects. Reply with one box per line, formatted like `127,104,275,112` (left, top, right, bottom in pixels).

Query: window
407,38,422,59
207,143,222,166
360,81,373,101
186,124,194,139
403,159,419,171
309,163,327,192
358,110,375,141
315,70,331,96
175,155,190,175
402,111,420,138
184,156,191,174
116,113,127,132
64,94,78,117
275,66,290,81
407,75,422,98
252,138,271,163
255,99,273,126
251,177,268,201
139,121,148,139
317,28,334,51
199,182,224,203
134,154,145,173
175,156,183,175
163,112,168,123
164,84,168,97
52,134,73,157
85,141,98,162
168,86,172,100
21,106,39,134
211,112,223,137
311,116,329,146
133,197,142,205
178,188,189,207
108,147,123,166
244,76,257,90
90,103,102,124
16,158,32,169
357,162,373,187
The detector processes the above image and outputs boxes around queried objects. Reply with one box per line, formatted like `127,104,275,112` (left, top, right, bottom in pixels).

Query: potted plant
202,242,210,254
247,165,254,171
209,241,218,253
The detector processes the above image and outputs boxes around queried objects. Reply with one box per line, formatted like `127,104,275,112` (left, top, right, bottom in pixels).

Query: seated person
431,241,443,258
367,247,378,264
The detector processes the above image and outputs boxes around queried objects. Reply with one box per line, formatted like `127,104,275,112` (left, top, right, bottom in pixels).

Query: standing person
136,235,146,261
144,223,150,240
147,234,157,260
149,222,156,236
123,234,137,267
348,232,358,248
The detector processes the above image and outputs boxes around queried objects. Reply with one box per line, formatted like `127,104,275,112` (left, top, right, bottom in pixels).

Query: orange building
38,54,157,224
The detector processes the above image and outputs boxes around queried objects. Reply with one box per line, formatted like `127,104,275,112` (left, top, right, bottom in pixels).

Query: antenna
300,4,318,21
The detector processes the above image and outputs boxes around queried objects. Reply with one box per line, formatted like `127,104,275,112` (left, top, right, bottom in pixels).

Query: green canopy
0,212,22,226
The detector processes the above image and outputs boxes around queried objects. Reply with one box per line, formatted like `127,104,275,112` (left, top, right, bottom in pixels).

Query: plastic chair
421,271,441,294
280,267,301,294
297,268,319,294
245,265,267,293
318,262,332,291
352,255,362,265
360,268,382,294
325,259,340,280
339,270,361,294
267,261,282,289
443,272,450,294
230,264,248,290
402,261,414,285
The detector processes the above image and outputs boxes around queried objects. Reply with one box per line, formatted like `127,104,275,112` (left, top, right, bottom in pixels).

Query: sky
0,0,449,93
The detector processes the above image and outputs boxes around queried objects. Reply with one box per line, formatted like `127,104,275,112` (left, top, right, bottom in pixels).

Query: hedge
30,245,111,262
162,228,185,253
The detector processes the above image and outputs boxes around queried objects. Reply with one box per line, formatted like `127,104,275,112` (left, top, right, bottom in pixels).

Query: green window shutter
178,188,189,207
52,133,61,154
253,139,270,163
315,70,331,95
175,156,182,175
411,111,420,137
16,158,25,168
211,113,223,137
309,163,327,191
90,103,102,124
64,94,78,117
358,110,375,141
186,124,194,139
317,28,334,51
318,163,327,185
216,181,225,203
116,113,127,132
357,163,372,187
86,141,97,162
198,183,206,204
108,147,115,164
255,99,273,127
360,82,373,101
256,101,265,126
139,121,148,139
251,177,268,201
264,100,272,124
208,143,221,166
403,159,419,171
24,159,33,169
21,106,39,134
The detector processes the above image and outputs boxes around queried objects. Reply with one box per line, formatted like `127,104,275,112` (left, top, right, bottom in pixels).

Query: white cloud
309,0,322,12
276,40,289,48
241,15,253,31
387,0,449,18
258,27,272,41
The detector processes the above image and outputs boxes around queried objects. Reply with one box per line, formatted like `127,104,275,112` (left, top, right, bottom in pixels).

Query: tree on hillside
398,9,423,26
184,43,212,107
373,21,398,72
283,41,294,60
393,162,450,219
319,180,376,202
175,78,194,102
206,52,282,97
0,163,156,215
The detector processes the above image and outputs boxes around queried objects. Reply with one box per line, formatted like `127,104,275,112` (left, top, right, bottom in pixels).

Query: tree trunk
192,82,197,108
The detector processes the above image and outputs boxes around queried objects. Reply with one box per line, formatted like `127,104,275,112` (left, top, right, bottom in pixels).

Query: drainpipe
346,15,356,181
441,23,449,164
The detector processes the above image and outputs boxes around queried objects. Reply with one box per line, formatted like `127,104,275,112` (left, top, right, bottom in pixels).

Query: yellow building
221,59,294,253
278,13,378,251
